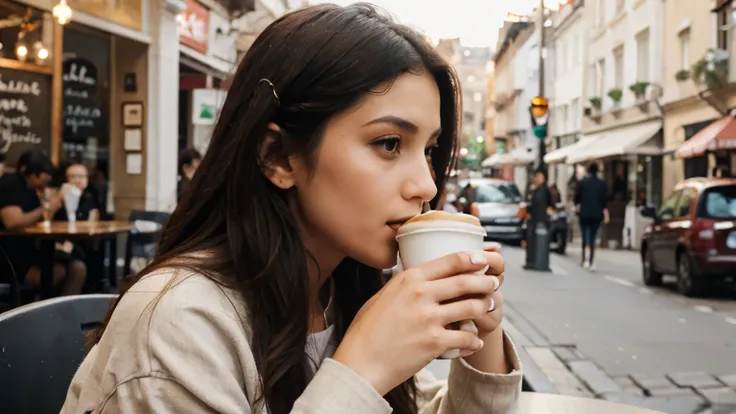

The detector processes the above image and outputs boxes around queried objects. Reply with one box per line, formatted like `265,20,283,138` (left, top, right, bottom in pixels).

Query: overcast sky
309,0,559,47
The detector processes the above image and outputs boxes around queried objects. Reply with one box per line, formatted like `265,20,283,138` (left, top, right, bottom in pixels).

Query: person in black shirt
529,169,553,223
0,151,87,295
574,163,609,270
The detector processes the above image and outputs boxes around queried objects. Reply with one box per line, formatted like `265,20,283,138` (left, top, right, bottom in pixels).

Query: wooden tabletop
0,221,133,239
516,392,665,413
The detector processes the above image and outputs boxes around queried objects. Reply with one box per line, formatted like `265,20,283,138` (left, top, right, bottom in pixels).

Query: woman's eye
374,137,401,154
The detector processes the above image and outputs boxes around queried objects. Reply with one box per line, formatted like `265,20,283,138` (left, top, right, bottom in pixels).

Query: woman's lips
388,222,403,232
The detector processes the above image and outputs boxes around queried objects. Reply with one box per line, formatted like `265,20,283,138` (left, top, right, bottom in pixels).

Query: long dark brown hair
95,3,460,413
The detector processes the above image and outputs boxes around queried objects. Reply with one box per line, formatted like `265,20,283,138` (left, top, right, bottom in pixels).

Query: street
427,243,736,414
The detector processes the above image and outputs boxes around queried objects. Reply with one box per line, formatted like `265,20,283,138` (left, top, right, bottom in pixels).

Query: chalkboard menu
63,57,103,142
0,67,52,167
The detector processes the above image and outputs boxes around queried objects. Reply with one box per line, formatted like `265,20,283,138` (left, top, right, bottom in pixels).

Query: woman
62,4,522,413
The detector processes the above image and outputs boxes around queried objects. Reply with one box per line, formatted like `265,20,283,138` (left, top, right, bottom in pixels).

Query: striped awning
676,111,736,159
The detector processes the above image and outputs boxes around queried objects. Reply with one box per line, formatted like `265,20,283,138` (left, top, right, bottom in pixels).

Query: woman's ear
258,122,297,190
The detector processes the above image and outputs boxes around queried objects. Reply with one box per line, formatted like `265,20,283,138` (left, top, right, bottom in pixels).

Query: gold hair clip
259,78,280,102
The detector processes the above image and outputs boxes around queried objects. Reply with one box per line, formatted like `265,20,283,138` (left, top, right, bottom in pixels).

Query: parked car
640,177,736,296
461,178,525,244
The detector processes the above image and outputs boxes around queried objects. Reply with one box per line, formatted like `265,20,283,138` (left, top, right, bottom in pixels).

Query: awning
543,137,597,164
566,120,663,164
481,147,534,167
676,111,736,159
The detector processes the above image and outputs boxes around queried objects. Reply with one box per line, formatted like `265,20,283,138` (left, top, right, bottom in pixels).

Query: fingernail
459,349,476,358
476,339,485,351
490,276,499,292
470,253,486,265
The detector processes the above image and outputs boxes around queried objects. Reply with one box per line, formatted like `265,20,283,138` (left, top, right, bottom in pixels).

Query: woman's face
290,70,442,270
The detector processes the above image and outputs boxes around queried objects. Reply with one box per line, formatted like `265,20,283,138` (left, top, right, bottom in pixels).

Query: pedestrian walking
60,4,521,414
574,162,609,270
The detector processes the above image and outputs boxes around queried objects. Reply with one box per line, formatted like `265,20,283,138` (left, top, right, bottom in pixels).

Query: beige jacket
61,270,522,413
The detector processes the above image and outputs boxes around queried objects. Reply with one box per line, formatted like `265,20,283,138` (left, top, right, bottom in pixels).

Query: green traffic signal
533,124,547,139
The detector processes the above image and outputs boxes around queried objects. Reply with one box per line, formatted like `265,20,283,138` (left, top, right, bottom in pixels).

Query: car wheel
642,248,663,286
676,253,704,297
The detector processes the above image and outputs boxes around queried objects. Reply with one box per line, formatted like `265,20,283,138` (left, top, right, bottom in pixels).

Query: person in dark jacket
574,162,608,270
177,148,202,200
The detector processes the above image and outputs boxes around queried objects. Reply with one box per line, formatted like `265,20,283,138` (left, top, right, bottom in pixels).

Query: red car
640,177,736,296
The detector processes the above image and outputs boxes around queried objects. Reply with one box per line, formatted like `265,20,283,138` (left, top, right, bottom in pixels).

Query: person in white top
62,4,522,414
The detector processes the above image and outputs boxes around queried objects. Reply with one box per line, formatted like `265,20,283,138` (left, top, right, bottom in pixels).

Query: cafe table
515,392,665,413
0,221,133,298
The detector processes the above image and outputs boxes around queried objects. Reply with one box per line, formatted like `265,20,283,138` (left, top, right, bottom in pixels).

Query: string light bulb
53,0,72,25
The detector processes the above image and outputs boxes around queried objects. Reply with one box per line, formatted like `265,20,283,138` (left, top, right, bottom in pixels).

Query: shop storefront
177,0,235,155
676,111,736,177
4,0,187,215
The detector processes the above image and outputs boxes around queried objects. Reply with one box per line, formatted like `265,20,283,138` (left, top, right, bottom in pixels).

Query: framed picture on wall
122,102,144,127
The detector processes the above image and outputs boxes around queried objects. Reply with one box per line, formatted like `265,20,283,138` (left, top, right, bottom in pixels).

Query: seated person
53,162,102,292
54,162,100,222
0,150,86,296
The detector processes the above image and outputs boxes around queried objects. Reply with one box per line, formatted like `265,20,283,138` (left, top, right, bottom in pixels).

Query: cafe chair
0,294,117,414
0,247,37,312
123,210,170,278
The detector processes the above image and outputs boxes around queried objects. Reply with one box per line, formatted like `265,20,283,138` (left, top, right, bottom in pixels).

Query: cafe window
60,26,110,174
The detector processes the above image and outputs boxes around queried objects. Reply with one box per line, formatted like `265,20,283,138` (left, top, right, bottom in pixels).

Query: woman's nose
402,157,438,202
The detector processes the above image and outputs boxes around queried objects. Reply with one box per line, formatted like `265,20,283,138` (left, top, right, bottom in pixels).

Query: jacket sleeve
99,360,393,414
86,277,392,414
415,332,523,414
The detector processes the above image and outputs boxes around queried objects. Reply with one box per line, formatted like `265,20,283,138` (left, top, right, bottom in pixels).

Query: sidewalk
564,241,641,268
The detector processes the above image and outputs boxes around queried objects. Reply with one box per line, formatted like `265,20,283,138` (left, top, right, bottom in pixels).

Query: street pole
538,0,546,171
524,0,551,272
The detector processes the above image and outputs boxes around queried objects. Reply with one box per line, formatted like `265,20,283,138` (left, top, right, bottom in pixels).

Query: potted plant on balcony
675,69,690,82
691,48,729,90
629,81,650,101
589,96,602,110
607,88,623,109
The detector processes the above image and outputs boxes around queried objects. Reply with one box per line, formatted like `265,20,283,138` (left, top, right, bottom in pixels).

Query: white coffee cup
395,210,487,359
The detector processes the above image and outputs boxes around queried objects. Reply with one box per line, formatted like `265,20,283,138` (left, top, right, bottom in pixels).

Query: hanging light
34,41,48,64
53,0,72,25
15,32,27,61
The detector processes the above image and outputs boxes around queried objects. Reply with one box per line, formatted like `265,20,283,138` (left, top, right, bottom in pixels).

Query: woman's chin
354,246,399,270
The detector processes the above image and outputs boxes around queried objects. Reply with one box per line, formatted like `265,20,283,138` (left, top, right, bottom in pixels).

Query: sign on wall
69,0,143,31
0,68,52,167
191,88,227,126
208,13,236,65
178,0,209,54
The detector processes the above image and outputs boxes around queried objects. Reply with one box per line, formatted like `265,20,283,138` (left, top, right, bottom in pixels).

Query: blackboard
0,67,52,167
63,57,102,142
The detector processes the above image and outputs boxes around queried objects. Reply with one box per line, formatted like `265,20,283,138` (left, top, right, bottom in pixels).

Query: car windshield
474,182,522,204
699,185,736,219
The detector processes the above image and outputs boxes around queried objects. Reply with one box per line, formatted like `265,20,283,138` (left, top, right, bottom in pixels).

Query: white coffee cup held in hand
61,183,82,223
395,210,488,359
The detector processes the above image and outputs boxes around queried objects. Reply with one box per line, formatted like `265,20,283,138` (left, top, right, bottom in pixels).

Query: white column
146,0,185,211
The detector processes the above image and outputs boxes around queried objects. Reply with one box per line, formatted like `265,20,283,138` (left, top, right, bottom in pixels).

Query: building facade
661,0,736,196
546,0,586,204
489,19,535,186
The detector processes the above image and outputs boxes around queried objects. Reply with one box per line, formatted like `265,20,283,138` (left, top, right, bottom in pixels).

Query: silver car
460,179,525,244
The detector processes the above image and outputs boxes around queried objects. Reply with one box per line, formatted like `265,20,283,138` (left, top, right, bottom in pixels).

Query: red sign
178,0,209,54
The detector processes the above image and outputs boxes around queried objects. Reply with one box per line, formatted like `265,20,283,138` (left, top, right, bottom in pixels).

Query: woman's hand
469,244,505,341
333,250,504,396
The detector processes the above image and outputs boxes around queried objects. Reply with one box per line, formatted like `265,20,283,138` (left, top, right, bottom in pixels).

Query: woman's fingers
416,251,490,281
430,275,499,302
481,251,505,276
440,329,485,353
438,295,494,325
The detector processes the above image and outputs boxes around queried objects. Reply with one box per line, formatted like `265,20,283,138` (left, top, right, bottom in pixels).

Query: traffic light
530,96,549,140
